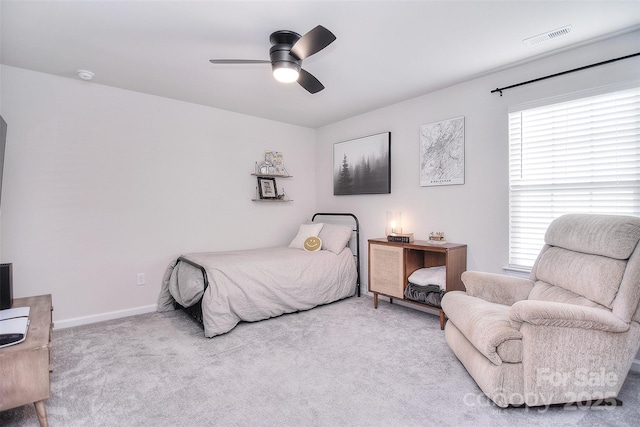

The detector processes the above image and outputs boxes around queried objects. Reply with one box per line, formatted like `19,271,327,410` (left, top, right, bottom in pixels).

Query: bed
157,213,360,337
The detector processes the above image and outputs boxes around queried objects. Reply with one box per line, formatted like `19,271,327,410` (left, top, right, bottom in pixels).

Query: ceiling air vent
523,25,573,46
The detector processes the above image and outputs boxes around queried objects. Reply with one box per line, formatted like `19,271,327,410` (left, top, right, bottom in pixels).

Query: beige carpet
2,296,639,426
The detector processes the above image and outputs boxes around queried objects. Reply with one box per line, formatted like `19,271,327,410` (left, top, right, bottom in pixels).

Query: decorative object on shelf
334,132,391,195
420,116,465,187
428,231,447,244
277,188,288,200
255,151,289,176
265,150,287,175
256,160,276,175
257,176,278,199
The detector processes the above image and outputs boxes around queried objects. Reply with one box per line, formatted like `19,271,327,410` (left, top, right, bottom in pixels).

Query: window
508,86,640,269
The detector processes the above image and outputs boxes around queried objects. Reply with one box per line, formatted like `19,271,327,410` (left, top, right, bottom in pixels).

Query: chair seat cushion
442,291,523,365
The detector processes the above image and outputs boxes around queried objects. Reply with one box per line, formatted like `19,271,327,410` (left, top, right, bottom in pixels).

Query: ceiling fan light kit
210,25,336,93
273,64,300,83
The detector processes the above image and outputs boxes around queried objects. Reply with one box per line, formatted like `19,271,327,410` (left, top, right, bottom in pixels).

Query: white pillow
408,266,446,289
289,223,324,249
318,223,353,254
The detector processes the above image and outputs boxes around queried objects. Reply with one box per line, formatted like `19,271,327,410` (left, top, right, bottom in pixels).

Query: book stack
387,233,414,243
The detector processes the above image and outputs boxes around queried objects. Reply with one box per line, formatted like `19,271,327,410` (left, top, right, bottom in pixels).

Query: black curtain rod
491,52,640,96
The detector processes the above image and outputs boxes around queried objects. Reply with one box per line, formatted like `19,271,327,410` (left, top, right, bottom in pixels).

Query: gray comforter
158,246,357,337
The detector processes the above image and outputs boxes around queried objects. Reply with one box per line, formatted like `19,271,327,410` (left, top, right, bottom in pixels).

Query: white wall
0,65,317,323
316,32,640,369
1,30,639,342
315,31,640,289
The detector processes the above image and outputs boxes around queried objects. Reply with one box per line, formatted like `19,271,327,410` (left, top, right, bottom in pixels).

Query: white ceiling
1,1,639,128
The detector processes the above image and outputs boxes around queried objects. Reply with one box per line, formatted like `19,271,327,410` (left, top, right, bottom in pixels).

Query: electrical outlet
136,273,146,286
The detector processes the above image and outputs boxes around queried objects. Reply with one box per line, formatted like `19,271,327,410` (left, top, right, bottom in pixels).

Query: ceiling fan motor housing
270,44,302,73
269,30,302,73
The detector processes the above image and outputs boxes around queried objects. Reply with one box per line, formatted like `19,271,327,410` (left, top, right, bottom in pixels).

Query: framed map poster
419,116,465,186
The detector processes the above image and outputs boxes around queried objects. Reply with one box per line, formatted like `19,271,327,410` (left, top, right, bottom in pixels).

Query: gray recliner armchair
441,214,640,407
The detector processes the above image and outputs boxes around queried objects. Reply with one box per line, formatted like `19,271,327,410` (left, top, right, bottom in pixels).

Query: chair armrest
510,300,629,332
462,271,534,306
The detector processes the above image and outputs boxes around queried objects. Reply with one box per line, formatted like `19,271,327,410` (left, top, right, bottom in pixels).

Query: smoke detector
523,25,573,47
76,69,94,81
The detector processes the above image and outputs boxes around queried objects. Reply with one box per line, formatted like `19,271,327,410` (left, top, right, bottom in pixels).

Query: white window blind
508,86,640,269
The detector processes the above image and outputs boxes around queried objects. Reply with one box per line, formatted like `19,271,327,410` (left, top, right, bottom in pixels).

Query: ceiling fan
209,25,336,94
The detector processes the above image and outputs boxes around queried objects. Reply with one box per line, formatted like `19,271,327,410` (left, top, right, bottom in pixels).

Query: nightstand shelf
368,238,467,329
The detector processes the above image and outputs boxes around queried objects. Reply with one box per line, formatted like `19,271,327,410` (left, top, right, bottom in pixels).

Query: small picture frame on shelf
257,177,278,199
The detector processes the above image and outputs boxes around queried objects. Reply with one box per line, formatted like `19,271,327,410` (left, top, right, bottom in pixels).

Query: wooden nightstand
0,294,53,427
368,238,466,329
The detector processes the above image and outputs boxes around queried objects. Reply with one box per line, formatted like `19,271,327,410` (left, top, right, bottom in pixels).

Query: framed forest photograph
333,132,391,195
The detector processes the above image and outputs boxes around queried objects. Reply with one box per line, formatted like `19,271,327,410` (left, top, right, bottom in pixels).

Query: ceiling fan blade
290,25,336,60
298,69,324,94
209,59,270,64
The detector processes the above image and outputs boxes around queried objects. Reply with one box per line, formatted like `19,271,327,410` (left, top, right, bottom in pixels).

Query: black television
0,116,9,309
0,115,6,208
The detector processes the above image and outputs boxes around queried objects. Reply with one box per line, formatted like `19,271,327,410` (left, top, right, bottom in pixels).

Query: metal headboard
312,212,361,297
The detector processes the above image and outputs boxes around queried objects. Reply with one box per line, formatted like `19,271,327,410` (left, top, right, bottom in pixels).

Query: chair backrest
529,214,640,323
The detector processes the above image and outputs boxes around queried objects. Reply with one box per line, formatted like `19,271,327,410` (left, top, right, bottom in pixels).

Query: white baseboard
55,304,157,329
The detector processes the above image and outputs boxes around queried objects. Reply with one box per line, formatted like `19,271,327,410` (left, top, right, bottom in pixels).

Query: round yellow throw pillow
303,236,322,252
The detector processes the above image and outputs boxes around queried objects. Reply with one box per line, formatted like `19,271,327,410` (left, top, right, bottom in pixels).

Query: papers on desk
0,306,30,320
0,306,30,348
